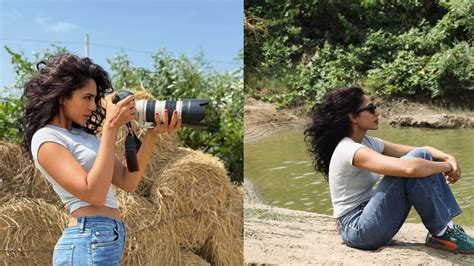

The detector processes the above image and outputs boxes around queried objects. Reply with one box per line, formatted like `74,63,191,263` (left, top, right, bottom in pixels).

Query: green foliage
2,46,243,183
245,0,473,107
367,50,428,96
0,96,21,143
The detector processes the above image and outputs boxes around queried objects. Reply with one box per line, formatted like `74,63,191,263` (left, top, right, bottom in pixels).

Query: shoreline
244,97,474,265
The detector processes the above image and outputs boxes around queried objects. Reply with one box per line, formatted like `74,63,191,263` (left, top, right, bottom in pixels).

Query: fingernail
165,109,168,113
174,110,177,114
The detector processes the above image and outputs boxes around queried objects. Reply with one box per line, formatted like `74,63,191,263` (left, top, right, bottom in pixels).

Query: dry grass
0,89,243,264
0,199,68,265
150,148,243,265
0,141,60,206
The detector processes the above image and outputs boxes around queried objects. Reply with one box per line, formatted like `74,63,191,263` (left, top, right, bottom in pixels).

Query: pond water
244,124,474,226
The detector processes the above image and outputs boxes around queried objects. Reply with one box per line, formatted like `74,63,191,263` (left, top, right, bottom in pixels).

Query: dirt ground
244,97,474,265
244,97,307,142
245,203,474,265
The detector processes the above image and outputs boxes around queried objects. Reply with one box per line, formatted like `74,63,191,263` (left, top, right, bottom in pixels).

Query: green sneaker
425,225,474,254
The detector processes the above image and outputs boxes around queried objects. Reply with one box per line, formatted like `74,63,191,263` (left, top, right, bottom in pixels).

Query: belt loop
79,217,86,233
114,219,120,230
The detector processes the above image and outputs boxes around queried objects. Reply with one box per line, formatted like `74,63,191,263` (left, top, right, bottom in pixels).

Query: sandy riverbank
245,203,474,265
244,97,474,265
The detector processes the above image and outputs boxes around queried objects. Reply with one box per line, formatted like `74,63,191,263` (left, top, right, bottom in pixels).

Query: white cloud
34,16,80,33
47,22,79,33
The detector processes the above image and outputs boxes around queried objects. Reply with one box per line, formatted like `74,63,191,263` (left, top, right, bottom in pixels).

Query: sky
0,0,243,96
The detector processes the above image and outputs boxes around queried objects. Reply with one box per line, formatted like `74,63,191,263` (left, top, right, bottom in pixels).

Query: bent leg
341,147,462,250
402,148,461,235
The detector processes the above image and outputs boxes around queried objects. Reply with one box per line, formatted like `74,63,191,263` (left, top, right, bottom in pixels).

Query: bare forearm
409,158,452,177
86,122,118,201
423,146,453,161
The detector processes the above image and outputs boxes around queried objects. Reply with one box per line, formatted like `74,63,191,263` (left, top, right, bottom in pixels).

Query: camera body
112,91,209,129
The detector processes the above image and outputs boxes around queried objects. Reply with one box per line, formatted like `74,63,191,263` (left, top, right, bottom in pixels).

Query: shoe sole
426,242,474,254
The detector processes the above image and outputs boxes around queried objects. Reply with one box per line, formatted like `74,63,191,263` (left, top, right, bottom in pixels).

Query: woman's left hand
149,109,182,135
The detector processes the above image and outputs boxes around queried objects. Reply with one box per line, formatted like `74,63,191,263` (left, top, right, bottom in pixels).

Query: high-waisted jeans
338,147,462,250
53,216,126,265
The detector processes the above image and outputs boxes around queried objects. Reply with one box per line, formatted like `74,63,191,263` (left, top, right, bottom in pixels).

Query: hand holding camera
105,92,136,129
151,108,182,135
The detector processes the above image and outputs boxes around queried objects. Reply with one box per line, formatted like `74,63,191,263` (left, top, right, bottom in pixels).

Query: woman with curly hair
304,86,474,254
20,53,181,265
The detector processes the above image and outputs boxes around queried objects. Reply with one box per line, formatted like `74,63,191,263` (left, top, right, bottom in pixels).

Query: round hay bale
0,141,24,180
115,190,183,265
115,123,179,198
199,186,243,266
0,142,60,206
0,198,68,265
149,148,243,264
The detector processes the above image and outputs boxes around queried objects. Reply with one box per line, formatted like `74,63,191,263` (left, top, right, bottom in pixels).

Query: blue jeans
53,216,126,265
338,147,462,250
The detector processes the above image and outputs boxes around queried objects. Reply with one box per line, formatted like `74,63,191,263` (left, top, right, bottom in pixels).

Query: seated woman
304,86,473,254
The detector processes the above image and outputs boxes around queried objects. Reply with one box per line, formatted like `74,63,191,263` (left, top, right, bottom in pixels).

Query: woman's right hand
445,157,461,184
104,92,136,129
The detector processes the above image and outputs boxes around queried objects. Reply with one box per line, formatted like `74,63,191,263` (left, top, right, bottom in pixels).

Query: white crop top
31,124,118,213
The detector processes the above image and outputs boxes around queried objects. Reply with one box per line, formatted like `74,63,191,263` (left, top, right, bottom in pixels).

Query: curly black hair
304,86,365,180
19,53,113,157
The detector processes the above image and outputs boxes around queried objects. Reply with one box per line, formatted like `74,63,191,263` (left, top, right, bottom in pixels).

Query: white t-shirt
31,124,118,213
329,136,384,218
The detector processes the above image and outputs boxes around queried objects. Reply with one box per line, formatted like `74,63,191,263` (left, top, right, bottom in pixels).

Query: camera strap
124,122,141,172
126,123,141,150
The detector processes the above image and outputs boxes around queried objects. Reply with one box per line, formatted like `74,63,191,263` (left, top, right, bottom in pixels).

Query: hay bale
0,198,68,265
200,187,243,266
0,142,60,206
116,190,183,265
0,191,19,206
115,122,179,198
150,148,243,265
0,141,23,180
180,249,210,266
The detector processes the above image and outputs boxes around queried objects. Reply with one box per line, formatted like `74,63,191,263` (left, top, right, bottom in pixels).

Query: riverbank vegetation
245,0,473,109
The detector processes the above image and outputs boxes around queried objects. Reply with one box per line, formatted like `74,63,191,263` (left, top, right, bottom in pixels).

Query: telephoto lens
136,99,208,129
112,91,208,129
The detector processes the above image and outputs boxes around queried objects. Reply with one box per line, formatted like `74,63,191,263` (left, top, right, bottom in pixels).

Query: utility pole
85,33,89,57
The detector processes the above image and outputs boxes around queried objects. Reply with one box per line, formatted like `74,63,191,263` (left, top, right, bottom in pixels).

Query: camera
112,91,208,129
111,91,208,172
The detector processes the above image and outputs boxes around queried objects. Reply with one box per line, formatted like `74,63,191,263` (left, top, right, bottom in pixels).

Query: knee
407,147,432,160
343,230,390,251
344,236,386,251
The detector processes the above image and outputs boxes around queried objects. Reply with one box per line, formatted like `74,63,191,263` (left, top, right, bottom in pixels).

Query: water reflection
244,124,474,226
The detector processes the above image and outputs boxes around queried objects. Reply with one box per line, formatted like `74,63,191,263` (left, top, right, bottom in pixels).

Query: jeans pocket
53,244,74,266
91,226,120,248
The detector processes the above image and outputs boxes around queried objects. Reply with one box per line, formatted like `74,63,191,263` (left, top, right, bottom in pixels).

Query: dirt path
244,98,474,265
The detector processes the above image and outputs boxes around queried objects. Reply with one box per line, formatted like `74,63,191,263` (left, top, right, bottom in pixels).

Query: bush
245,0,473,107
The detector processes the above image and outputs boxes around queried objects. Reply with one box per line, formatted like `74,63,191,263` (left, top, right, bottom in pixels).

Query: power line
0,38,241,65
